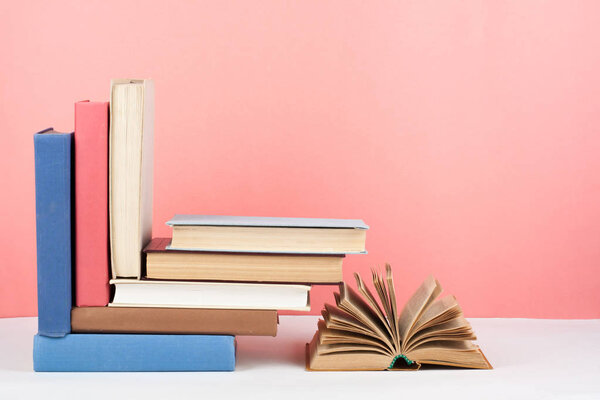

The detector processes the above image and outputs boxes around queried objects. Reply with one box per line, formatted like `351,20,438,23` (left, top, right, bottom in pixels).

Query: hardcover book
33,128,73,337
110,279,311,311
72,307,278,336
166,215,368,254
109,79,154,278
145,238,344,283
74,101,110,306
307,265,492,371
33,334,235,372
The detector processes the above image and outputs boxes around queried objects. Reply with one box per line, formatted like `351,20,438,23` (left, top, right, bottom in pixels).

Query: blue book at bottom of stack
33,334,236,372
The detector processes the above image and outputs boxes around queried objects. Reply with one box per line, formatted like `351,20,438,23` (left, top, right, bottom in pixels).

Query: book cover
33,128,73,337
74,101,110,306
33,333,235,372
166,214,369,229
144,237,344,283
71,307,278,336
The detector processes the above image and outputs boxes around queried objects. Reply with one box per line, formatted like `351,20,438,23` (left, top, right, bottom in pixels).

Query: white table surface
0,316,599,399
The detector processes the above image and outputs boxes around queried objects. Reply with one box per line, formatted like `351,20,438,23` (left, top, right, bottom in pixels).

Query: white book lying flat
109,280,311,311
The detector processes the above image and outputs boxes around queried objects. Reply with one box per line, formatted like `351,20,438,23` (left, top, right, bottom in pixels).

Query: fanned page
307,265,492,371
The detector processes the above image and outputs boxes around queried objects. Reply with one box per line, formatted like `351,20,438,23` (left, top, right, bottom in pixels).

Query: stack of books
32,79,368,372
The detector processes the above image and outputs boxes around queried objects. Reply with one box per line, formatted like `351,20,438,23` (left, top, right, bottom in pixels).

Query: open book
307,265,492,370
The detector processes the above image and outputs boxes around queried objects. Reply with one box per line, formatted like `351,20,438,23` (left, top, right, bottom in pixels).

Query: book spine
71,307,278,336
34,131,73,337
33,334,235,372
74,101,110,306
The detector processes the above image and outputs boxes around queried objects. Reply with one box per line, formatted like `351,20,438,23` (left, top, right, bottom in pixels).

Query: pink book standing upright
74,101,110,306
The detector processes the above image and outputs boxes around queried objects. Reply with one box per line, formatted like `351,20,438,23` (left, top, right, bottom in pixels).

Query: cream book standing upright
109,79,154,278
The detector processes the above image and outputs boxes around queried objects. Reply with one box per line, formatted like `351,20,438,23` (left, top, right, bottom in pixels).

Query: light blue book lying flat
166,214,369,229
33,334,235,372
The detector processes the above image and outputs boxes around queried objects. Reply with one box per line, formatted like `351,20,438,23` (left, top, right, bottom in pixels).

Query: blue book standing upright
33,128,73,337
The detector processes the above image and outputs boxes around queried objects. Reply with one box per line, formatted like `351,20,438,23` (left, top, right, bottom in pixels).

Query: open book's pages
110,280,311,311
165,215,368,254
109,79,154,278
144,238,344,283
307,265,492,371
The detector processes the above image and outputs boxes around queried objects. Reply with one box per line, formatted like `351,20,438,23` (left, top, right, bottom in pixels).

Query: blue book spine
33,334,236,372
33,128,73,337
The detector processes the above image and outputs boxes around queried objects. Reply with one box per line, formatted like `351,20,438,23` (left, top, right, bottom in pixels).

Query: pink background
2,1,600,318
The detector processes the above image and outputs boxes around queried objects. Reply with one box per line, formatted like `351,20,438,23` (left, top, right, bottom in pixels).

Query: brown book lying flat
144,238,344,283
71,307,278,336
307,265,491,371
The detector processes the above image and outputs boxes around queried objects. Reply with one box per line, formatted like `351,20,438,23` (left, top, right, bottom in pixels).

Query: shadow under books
235,335,307,371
